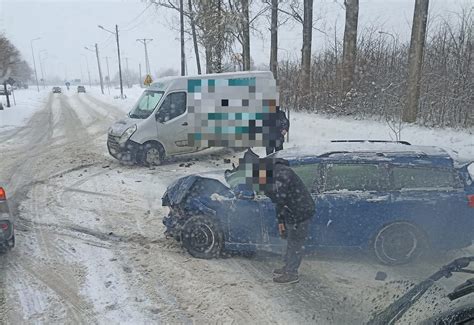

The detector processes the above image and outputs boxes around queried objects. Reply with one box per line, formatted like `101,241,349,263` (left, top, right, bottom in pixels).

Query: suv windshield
128,90,164,119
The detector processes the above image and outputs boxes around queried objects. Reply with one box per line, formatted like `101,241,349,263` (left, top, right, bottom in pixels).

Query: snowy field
0,86,472,324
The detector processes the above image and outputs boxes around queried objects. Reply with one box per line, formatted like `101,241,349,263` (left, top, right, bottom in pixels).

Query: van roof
149,71,274,91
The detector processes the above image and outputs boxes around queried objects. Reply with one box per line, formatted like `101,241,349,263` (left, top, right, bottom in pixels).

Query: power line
136,38,153,75
123,2,154,29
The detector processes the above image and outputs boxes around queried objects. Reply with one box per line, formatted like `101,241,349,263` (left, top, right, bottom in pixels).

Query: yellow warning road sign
144,74,153,86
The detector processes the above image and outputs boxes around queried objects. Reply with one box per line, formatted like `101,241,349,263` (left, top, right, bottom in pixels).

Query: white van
107,71,278,165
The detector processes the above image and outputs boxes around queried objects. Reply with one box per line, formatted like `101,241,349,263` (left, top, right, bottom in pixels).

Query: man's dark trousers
266,137,284,155
283,219,311,275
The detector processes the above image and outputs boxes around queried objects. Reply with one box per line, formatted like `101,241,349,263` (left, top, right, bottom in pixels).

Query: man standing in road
266,108,289,156
249,158,314,284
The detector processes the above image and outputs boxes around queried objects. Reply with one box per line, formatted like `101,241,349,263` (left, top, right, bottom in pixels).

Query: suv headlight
119,125,137,144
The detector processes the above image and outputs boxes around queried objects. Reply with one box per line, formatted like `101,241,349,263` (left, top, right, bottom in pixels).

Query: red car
0,187,15,250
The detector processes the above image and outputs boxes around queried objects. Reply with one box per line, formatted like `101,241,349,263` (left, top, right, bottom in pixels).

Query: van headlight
119,125,137,144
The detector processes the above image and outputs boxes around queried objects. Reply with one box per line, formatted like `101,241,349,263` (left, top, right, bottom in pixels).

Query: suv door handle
182,122,188,126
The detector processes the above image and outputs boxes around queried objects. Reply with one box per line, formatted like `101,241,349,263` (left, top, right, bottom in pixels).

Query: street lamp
30,37,41,92
85,45,104,94
98,24,123,98
39,50,47,88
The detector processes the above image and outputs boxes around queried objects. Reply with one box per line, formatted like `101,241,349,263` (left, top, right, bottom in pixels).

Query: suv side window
293,164,320,192
156,92,187,122
392,167,460,189
323,163,388,192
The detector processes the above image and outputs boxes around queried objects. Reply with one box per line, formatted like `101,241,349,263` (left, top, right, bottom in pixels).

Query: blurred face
241,158,275,192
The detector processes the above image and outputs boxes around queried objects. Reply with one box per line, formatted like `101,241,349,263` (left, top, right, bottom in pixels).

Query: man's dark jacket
277,110,289,139
264,162,315,225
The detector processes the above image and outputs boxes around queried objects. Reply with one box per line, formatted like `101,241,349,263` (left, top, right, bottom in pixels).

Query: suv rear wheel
373,222,427,265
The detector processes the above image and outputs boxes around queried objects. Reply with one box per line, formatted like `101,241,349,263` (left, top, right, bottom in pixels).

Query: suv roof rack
331,140,412,145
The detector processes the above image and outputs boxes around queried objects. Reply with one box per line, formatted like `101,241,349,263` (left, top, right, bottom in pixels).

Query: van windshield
128,90,164,119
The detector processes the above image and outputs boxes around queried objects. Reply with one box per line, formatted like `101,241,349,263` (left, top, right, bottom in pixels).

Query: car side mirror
236,189,255,200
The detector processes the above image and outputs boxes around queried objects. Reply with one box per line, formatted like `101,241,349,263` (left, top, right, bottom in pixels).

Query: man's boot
272,267,286,276
273,273,299,284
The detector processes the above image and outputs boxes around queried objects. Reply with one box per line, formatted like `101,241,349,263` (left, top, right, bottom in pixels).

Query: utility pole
98,24,123,98
30,37,41,92
139,63,143,88
94,44,104,94
179,0,185,76
136,38,153,75
82,54,92,88
116,25,124,97
124,57,131,88
104,56,111,94
85,44,104,94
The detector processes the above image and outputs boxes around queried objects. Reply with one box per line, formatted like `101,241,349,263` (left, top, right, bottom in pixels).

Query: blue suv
162,141,474,265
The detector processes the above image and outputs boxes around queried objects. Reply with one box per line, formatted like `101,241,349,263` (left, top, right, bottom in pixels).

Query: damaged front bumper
107,134,141,163
162,210,188,241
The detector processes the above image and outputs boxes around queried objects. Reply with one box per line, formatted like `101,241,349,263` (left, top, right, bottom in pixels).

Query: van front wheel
141,142,165,166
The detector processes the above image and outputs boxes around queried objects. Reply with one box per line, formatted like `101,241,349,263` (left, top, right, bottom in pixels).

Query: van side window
157,92,187,122
292,164,320,192
323,164,388,192
392,167,460,189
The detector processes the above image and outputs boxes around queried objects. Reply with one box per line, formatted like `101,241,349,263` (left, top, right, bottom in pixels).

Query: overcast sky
0,0,470,83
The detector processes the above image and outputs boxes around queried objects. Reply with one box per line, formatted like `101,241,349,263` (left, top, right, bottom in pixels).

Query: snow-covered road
0,89,472,324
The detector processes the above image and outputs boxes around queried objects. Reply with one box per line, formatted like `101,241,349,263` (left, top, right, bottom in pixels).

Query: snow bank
0,89,49,131
285,112,474,162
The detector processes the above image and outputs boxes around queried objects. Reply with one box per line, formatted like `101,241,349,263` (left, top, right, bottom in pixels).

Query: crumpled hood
162,175,233,207
109,117,136,137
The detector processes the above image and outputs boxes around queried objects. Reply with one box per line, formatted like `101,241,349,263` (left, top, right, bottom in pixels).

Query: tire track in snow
82,94,125,121
1,92,108,323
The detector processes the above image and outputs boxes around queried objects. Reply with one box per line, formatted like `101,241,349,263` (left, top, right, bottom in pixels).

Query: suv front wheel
181,215,223,259
373,222,427,265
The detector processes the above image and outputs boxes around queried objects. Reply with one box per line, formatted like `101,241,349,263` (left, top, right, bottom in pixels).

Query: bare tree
301,0,313,107
403,0,430,123
149,0,233,73
0,34,21,82
241,0,251,70
269,0,278,79
11,60,33,83
342,0,359,94
179,0,185,75
188,0,201,74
